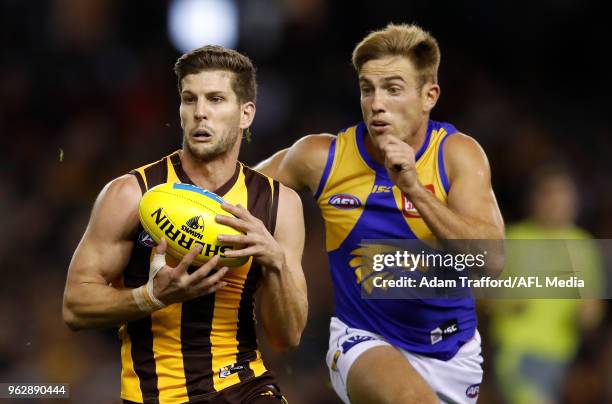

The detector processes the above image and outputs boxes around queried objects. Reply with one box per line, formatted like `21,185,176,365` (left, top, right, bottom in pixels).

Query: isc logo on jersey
402,184,435,218
329,194,362,210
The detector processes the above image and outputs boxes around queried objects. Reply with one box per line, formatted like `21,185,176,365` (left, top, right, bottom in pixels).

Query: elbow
281,305,308,351
488,254,505,278
268,316,307,352
285,330,303,351
62,300,86,331
62,308,81,331
473,238,505,278
272,331,303,353
486,242,506,279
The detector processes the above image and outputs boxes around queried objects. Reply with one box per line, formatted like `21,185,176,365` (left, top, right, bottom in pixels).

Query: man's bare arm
254,134,334,193
258,186,308,350
409,134,504,240
63,175,227,330
63,175,151,329
380,134,505,275
216,185,308,351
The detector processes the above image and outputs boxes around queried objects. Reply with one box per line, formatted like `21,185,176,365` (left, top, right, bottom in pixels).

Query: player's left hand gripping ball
138,183,248,267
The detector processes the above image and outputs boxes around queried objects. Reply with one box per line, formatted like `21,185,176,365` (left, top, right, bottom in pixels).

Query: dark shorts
123,371,287,404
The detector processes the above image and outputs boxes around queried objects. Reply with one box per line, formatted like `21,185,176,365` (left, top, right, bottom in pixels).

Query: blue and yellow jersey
315,121,476,360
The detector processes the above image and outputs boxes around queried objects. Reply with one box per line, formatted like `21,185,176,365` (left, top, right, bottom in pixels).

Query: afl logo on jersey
402,184,435,218
329,194,362,210
138,231,156,248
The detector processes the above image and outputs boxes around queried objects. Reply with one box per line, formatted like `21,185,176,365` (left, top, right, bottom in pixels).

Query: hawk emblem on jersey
402,184,435,218
349,243,397,294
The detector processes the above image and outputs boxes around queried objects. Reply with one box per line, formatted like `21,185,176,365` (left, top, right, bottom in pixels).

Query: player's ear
421,82,440,113
239,101,256,130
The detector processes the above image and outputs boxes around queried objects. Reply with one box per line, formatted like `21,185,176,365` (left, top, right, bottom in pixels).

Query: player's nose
370,89,386,113
194,100,209,120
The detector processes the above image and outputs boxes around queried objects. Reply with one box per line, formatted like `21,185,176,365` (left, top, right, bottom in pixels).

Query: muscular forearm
63,282,149,330
260,261,308,351
409,185,500,239
408,185,505,276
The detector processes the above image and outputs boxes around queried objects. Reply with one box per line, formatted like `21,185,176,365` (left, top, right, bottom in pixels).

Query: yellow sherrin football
138,182,247,267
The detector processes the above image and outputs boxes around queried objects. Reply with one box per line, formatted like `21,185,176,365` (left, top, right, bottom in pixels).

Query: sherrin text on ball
138,183,248,267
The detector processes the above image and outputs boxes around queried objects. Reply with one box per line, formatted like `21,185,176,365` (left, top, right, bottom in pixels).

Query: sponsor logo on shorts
329,194,362,210
430,319,460,345
219,362,247,378
138,231,156,248
341,335,375,353
466,383,480,399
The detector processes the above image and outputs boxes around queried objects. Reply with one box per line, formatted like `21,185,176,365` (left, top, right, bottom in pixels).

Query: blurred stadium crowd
0,0,610,402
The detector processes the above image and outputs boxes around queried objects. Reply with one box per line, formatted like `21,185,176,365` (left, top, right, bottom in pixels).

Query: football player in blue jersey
256,23,504,403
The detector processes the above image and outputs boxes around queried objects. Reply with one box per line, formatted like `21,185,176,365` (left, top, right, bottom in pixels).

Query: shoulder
274,183,304,237
289,133,336,159
93,174,142,223
443,133,488,161
284,133,336,193
242,164,287,196
278,182,302,208
103,174,143,202
443,133,491,182
86,174,142,240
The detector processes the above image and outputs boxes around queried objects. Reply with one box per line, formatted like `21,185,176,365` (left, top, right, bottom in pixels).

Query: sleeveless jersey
315,121,476,360
120,151,280,403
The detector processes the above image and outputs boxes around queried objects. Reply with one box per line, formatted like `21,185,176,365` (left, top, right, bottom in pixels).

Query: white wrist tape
146,278,166,309
132,285,155,312
150,253,166,278
132,252,168,312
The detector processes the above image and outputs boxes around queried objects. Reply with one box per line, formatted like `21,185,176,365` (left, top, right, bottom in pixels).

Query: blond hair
352,23,440,87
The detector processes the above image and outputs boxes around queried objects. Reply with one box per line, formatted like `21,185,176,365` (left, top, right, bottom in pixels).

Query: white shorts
326,317,483,404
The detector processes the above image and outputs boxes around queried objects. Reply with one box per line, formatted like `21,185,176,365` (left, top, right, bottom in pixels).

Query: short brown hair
352,23,440,87
174,45,257,103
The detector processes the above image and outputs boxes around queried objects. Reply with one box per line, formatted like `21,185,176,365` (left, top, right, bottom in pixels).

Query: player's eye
388,86,401,95
210,96,224,103
360,86,373,95
182,95,196,103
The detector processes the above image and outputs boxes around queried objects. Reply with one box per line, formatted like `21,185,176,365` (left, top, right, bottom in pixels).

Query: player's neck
179,146,240,191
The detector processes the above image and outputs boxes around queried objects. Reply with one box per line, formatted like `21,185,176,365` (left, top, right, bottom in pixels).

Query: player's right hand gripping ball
138,183,248,267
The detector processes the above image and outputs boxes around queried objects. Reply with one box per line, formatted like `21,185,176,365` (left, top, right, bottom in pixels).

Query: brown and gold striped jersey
119,151,280,403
